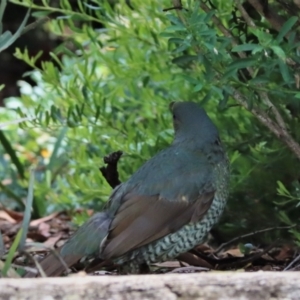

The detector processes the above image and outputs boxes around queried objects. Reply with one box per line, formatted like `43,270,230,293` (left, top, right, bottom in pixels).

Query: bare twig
215,224,296,254
163,6,185,12
22,251,46,278
21,17,50,36
284,251,300,271
235,0,256,27
99,151,123,188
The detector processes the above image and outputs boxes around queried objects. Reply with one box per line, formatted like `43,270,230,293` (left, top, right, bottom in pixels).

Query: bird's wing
101,170,215,259
60,212,111,257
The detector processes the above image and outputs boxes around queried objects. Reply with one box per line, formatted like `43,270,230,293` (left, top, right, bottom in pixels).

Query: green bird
29,101,230,276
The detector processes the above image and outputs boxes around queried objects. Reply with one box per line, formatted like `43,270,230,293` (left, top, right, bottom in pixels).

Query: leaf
271,46,286,60
0,9,30,52
172,55,197,66
230,150,241,164
0,0,7,26
278,59,292,84
0,230,4,258
0,130,25,180
168,38,184,44
19,169,35,251
226,58,257,71
249,76,270,84
31,10,52,17
0,117,31,129
277,181,291,196
276,16,298,43
193,83,203,92
1,229,23,277
83,2,102,10
47,127,68,171
0,182,25,209
218,91,229,110
164,25,186,32
232,44,262,52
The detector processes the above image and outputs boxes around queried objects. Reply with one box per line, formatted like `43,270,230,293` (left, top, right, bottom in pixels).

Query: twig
99,151,123,188
22,251,46,278
21,17,50,36
215,224,296,254
163,6,186,12
235,0,256,27
284,251,300,271
23,246,70,277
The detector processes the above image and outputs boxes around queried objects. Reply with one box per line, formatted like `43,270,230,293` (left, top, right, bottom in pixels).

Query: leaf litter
0,208,299,277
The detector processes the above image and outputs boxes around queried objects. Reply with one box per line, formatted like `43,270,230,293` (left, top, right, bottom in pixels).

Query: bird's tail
24,212,111,277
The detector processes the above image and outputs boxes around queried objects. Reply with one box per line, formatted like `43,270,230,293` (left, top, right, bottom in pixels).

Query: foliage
0,0,30,52
1,0,300,245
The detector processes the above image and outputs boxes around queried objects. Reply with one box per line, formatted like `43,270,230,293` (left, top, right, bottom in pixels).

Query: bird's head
169,101,220,146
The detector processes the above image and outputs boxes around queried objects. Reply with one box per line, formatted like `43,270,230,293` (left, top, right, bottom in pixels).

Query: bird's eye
173,114,177,120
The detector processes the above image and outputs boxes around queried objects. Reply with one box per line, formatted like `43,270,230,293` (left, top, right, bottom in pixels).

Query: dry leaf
43,233,63,248
30,212,60,227
223,248,244,258
0,211,17,224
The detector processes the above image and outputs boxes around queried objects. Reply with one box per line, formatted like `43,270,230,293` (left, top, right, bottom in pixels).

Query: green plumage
27,101,230,276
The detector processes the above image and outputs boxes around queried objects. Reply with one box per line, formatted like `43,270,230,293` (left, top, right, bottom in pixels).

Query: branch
99,151,123,188
200,1,300,160
235,0,256,27
214,224,296,254
246,0,289,34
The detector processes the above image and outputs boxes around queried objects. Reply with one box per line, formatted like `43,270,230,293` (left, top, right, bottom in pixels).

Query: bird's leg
99,150,123,188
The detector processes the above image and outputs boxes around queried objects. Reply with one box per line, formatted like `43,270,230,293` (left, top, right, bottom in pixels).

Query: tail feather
24,249,82,277
40,251,82,277
24,212,112,277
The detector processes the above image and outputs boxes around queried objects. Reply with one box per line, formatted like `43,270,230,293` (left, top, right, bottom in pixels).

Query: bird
26,101,230,276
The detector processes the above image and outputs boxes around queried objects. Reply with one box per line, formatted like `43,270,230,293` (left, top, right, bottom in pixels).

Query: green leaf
226,58,257,71
2,229,23,277
0,230,4,258
232,44,262,52
0,130,25,179
19,168,35,250
31,10,52,17
164,25,186,32
230,150,240,164
0,9,30,52
172,55,197,66
0,0,7,26
193,83,203,92
48,127,68,171
277,181,291,196
278,59,292,84
271,46,286,60
168,38,184,44
0,181,25,209
276,16,298,43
